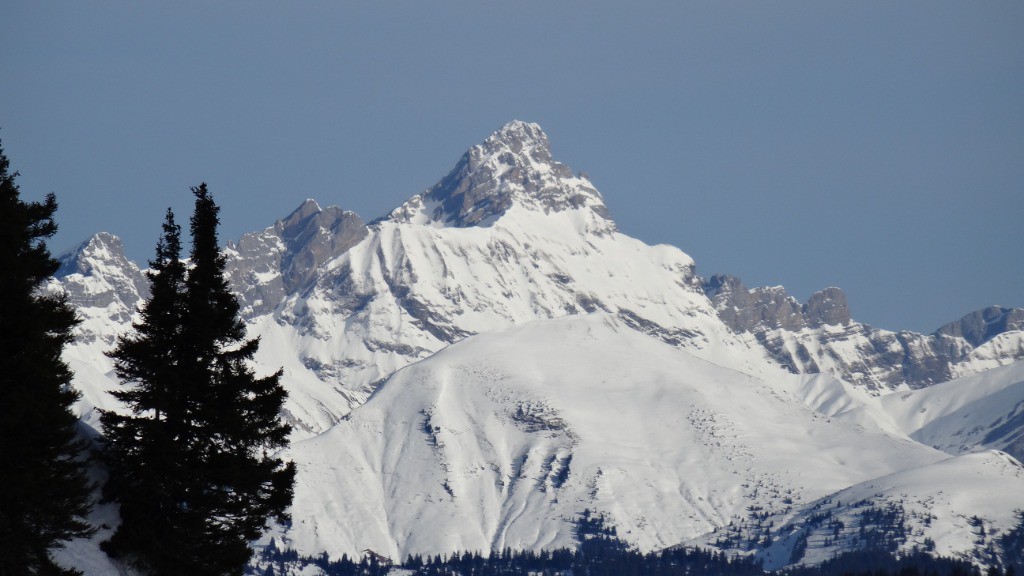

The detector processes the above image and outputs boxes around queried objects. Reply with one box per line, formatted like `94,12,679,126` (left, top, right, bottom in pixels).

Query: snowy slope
767,361,1024,464
757,450,1024,569
874,361,1024,461
271,314,951,561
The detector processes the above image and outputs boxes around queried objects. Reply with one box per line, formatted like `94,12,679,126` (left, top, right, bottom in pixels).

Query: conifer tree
0,141,93,575
103,184,294,575
182,183,295,574
101,209,189,571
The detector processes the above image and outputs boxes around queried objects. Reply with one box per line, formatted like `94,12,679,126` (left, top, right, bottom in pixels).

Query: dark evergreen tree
0,141,93,575
102,184,294,575
101,209,189,571
181,183,295,573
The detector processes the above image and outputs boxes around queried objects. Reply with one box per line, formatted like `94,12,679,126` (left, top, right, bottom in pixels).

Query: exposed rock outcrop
703,274,1023,391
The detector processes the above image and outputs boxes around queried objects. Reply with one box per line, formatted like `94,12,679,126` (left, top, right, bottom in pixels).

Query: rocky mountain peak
57,232,132,277
284,198,323,225
482,120,552,161
804,287,852,327
935,306,1024,347
225,199,368,318
53,232,149,330
703,274,851,332
389,121,614,232
275,201,367,293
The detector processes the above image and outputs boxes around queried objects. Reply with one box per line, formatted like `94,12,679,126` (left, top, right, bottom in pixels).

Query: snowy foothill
274,313,1000,561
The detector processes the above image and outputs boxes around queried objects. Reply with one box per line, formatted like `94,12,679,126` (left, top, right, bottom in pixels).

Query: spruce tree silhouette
0,141,93,575
103,184,294,575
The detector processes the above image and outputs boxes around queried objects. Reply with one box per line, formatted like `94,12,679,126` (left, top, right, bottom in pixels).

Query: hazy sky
2,2,1021,333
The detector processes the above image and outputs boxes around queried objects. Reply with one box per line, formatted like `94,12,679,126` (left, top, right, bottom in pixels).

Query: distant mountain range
51,121,1024,572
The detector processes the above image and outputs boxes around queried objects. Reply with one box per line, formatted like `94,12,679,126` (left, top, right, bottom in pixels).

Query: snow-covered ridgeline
705,274,1024,392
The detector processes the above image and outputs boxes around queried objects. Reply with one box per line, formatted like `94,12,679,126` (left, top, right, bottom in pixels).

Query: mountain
210,120,784,437
868,360,1024,461
704,274,1024,392
50,121,1024,571
754,450,1024,570
265,318,1024,565
271,314,953,560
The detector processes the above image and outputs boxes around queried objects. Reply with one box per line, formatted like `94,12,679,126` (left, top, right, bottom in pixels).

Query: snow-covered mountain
704,275,1024,392
59,120,789,438
755,450,1024,570
273,314,950,560
265,317,1024,565
51,121,1024,570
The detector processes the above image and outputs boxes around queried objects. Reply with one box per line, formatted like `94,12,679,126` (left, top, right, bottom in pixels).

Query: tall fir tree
182,183,295,574
103,184,294,575
101,209,189,571
0,141,93,575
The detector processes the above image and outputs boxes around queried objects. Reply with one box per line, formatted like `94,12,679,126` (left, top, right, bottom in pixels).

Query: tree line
0,141,294,575
253,511,1009,576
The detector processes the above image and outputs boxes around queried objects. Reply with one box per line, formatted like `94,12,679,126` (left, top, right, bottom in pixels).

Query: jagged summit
935,306,1024,347
487,120,551,153
288,198,323,221
224,199,368,317
52,232,148,330
702,274,852,332
389,120,614,232
56,231,131,277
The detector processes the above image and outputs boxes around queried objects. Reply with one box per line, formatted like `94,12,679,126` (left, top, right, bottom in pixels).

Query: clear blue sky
2,2,1021,333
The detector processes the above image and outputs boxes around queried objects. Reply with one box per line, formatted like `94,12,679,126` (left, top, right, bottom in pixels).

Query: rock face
56,232,149,316
804,287,851,327
388,120,614,233
936,306,1024,347
225,200,368,318
702,274,850,333
53,232,149,342
703,274,1024,392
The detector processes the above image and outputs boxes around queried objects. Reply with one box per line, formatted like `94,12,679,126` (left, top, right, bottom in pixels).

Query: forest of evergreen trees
252,511,1020,576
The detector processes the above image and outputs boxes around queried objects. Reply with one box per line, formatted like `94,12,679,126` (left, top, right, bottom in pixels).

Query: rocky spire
389,121,614,232
53,232,149,332
702,274,851,332
225,200,368,317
